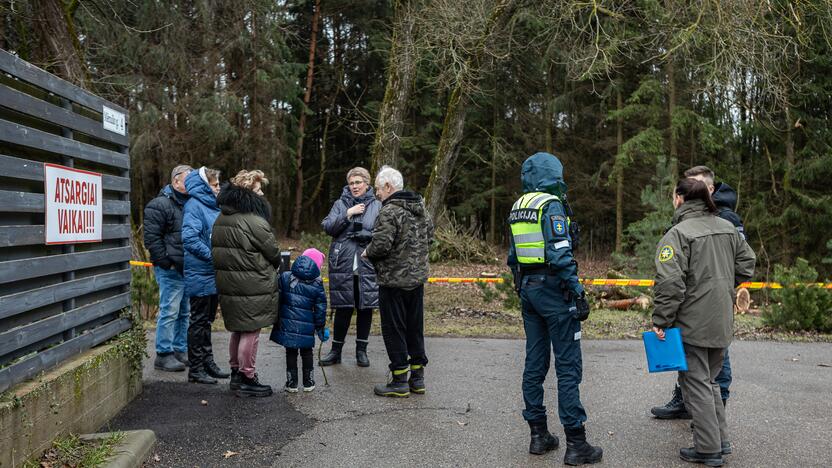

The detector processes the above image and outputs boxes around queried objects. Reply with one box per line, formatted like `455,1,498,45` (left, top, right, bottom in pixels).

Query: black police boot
356,341,370,367
679,447,723,466
154,353,186,372
563,425,603,466
373,368,410,398
651,384,691,419
237,373,273,397
302,368,315,392
408,364,425,394
188,366,218,385
229,368,242,391
174,351,190,367
528,419,559,455
205,360,230,379
284,369,299,393
319,341,343,366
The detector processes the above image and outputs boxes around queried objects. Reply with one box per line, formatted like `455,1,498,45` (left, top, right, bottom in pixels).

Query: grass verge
24,432,124,468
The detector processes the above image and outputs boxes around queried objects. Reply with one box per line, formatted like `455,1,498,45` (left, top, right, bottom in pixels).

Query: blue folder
642,328,688,373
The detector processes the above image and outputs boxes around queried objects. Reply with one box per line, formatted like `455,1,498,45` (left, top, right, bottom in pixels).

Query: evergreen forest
3,0,832,277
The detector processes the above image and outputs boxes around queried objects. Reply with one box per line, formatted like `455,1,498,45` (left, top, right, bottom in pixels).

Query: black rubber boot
237,373,273,397
284,369,298,393
174,351,190,367
154,353,186,372
408,364,425,394
188,367,218,385
651,384,692,419
205,360,230,379
356,341,370,367
563,425,603,466
230,368,242,391
374,368,410,398
679,447,723,466
302,368,315,392
528,419,559,455
319,341,343,366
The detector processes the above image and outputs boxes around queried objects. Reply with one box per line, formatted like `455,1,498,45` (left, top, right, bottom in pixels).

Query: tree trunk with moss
425,0,520,220
31,0,87,88
371,0,418,174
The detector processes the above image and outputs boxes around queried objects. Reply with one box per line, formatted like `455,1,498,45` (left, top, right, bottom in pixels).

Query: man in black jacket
144,165,193,372
651,165,746,420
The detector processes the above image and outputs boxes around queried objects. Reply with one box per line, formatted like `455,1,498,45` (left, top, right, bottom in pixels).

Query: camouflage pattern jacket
365,190,434,289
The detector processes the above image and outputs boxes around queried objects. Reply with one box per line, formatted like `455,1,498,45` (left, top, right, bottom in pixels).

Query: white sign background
44,163,103,244
102,105,126,136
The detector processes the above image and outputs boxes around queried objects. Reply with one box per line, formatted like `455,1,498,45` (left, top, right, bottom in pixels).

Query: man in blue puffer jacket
271,249,329,393
182,167,229,384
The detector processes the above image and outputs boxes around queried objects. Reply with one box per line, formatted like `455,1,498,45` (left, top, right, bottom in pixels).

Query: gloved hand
574,291,590,321
317,327,330,342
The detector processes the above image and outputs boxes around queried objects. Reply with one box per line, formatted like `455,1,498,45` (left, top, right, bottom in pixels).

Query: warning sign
44,163,103,244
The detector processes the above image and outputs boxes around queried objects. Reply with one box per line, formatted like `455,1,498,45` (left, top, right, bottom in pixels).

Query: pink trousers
229,330,260,379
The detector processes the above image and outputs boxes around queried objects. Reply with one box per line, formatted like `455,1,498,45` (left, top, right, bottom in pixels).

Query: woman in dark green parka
212,170,280,397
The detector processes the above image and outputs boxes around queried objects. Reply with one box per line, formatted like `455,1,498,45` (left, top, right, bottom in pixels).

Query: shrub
477,273,520,311
763,258,832,332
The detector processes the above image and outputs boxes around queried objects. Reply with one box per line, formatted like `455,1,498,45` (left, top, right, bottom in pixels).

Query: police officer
508,152,602,466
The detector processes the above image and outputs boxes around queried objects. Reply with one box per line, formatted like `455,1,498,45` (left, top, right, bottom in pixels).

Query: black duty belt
519,265,550,275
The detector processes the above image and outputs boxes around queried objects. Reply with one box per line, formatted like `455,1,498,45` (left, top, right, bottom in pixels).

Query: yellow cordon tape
129,261,832,289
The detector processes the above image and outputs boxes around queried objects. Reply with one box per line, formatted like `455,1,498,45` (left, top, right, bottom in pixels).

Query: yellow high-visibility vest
508,192,568,264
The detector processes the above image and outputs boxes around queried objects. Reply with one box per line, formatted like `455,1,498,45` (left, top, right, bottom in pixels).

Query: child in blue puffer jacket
270,248,329,392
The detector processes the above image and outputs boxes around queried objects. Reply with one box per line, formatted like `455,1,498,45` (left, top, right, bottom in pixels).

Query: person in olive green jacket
212,170,281,397
652,178,755,467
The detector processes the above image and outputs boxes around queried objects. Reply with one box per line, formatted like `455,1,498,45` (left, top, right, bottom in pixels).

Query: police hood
712,182,738,211
521,152,567,196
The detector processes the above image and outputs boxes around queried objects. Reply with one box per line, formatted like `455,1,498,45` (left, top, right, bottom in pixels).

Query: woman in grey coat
319,167,380,367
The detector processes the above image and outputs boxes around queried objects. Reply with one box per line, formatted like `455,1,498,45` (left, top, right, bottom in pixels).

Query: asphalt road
110,332,832,467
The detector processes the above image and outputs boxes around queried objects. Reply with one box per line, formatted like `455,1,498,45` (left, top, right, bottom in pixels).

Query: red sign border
43,163,104,245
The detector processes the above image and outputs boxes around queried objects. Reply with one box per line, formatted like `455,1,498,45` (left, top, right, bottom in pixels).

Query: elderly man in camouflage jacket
363,166,434,398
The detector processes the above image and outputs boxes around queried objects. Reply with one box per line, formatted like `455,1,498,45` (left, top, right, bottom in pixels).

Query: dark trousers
378,285,427,371
188,294,218,372
520,274,587,428
333,276,373,344
286,347,313,372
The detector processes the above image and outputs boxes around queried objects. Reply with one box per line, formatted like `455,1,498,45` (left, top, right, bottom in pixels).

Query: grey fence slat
0,270,131,321
0,317,130,394
0,224,130,247
0,153,131,192
0,119,129,169
0,85,128,146
0,246,131,284
0,190,130,215
0,49,128,116
0,293,129,357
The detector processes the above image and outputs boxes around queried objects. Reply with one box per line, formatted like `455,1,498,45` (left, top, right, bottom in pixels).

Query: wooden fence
0,50,132,394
